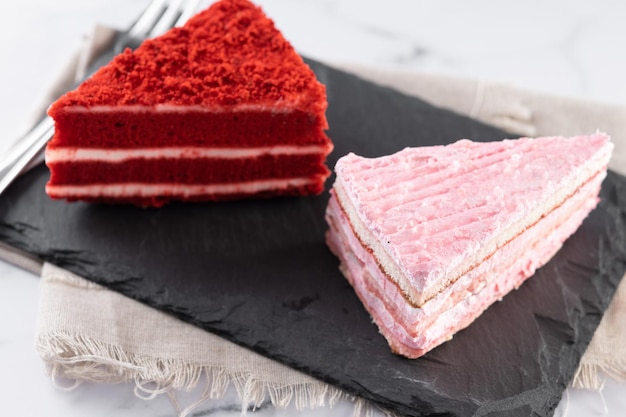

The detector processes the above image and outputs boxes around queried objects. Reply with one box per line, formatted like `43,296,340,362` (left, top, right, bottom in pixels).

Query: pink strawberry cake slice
325,134,613,358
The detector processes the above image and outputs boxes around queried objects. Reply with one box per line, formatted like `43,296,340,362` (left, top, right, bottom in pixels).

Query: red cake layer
47,154,329,185
48,110,329,149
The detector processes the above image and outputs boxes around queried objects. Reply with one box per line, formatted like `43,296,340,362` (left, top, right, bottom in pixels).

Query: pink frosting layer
334,134,613,304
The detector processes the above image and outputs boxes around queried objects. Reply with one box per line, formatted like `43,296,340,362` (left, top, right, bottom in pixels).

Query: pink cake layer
334,134,613,307
326,168,605,358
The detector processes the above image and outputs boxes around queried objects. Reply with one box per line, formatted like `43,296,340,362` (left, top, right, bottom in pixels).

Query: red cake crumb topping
49,0,326,115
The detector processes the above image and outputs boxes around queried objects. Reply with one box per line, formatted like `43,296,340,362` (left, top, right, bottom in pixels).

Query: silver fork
0,0,200,195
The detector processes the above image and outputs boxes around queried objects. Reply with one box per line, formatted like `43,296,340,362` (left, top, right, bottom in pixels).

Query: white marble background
1,0,626,416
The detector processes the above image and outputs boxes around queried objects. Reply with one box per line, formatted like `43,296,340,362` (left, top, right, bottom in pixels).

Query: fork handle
0,116,54,194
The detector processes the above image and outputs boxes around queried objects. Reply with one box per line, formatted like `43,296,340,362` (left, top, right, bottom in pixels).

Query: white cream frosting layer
46,177,319,198
61,104,293,113
46,145,329,164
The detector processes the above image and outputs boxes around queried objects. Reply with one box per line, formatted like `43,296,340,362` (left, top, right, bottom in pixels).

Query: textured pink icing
327,134,613,358
334,134,613,303
326,171,603,357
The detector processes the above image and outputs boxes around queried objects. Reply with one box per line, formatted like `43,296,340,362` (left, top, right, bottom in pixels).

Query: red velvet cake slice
325,134,613,358
45,0,332,207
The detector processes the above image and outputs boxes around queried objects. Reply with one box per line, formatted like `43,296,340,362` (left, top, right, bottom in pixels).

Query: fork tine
149,0,201,39
175,0,202,27
149,0,187,38
125,0,169,42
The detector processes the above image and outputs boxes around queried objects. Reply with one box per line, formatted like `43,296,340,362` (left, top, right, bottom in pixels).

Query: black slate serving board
1,60,626,417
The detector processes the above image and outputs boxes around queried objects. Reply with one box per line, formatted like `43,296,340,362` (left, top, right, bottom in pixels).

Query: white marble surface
1,0,626,416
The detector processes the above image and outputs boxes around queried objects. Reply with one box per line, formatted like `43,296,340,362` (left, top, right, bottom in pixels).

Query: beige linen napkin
1,25,625,416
